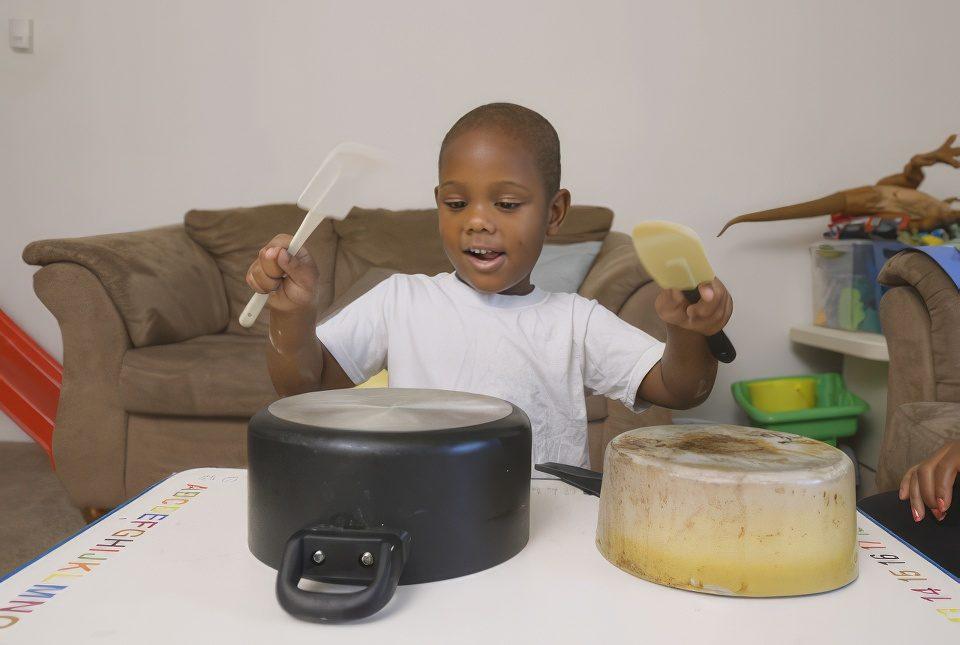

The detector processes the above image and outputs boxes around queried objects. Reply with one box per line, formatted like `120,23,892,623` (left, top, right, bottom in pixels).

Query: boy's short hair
440,103,561,197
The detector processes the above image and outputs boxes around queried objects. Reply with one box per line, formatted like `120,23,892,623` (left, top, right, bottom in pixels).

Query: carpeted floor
0,442,86,578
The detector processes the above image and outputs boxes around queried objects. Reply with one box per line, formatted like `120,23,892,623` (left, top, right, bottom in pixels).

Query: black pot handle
535,462,603,497
276,525,409,622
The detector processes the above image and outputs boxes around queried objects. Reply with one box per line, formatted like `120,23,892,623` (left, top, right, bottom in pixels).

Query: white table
1,469,957,643
790,325,889,471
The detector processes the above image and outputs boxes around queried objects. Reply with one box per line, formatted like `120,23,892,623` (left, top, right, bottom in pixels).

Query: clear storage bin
810,241,904,333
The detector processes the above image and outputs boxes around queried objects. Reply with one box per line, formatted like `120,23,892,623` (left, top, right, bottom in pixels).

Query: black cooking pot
248,388,531,622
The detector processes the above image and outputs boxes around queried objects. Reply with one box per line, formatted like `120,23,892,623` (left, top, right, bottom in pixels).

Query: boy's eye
445,200,467,210
496,201,522,210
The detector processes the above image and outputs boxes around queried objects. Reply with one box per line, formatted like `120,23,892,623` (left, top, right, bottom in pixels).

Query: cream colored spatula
238,142,390,329
632,221,736,363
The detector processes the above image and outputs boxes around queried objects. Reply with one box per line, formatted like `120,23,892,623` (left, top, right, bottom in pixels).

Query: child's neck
455,273,535,296
499,279,534,296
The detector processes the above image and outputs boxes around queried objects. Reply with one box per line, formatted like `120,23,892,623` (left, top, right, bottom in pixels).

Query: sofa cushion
579,232,657,316
876,401,960,491
331,208,453,299
549,205,614,244
531,241,603,293
120,334,277,417
184,204,339,336
331,205,615,299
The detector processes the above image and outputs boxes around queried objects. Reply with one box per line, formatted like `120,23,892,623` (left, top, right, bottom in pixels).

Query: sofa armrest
876,402,960,491
33,263,132,508
879,286,936,423
879,250,960,403
23,225,229,347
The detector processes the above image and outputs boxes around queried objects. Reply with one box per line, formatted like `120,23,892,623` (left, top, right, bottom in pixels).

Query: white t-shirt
316,272,665,468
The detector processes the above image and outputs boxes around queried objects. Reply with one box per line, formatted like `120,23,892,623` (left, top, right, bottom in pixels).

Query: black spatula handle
534,463,602,497
682,289,736,364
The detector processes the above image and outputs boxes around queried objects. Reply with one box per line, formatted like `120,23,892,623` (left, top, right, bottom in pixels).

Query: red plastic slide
0,309,61,464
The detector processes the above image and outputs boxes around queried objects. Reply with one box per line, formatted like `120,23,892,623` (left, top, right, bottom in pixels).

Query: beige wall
2,0,959,441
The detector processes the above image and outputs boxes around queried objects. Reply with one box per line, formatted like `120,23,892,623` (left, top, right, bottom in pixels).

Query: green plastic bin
731,373,868,446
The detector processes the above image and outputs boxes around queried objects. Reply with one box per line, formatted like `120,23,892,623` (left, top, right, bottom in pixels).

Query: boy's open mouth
464,247,506,272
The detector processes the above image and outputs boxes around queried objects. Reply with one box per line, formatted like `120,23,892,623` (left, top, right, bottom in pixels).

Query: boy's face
435,128,569,295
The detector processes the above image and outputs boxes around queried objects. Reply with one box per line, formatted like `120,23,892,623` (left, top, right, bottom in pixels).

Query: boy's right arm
245,234,354,395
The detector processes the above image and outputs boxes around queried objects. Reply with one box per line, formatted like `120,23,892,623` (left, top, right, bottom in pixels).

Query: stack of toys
823,214,960,247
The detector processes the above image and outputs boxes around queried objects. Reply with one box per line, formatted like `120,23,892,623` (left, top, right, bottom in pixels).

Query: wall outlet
9,18,34,53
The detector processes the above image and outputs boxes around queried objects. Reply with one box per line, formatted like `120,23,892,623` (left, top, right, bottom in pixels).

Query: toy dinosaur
718,135,960,237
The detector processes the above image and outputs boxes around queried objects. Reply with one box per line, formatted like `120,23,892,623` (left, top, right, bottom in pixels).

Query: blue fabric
912,246,960,290
530,241,603,293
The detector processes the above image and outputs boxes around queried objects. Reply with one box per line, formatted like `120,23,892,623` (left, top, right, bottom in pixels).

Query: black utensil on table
535,463,603,497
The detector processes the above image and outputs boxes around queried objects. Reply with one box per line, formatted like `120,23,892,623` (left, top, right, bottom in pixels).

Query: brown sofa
24,204,671,511
875,250,960,491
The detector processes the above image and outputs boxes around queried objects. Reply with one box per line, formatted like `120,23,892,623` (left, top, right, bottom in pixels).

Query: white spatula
238,142,390,329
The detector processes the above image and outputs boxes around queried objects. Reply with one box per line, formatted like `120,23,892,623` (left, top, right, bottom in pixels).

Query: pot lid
267,388,514,432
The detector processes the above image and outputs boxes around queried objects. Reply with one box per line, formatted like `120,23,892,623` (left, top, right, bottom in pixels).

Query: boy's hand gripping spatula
631,221,736,363
238,142,390,329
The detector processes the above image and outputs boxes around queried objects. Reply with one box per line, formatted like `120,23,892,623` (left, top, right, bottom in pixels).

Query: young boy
246,103,733,468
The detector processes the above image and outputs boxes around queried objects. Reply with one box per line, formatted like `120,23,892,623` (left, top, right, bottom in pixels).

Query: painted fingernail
938,497,946,512
912,508,922,522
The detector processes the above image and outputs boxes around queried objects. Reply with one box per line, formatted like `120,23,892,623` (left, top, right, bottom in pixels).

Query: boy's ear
546,189,571,236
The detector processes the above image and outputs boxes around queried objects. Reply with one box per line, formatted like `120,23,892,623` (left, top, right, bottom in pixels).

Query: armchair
875,250,960,491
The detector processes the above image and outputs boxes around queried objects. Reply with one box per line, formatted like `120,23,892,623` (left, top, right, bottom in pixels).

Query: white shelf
789,325,889,362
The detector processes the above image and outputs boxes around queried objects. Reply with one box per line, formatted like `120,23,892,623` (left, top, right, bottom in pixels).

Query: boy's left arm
637,278,732,410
